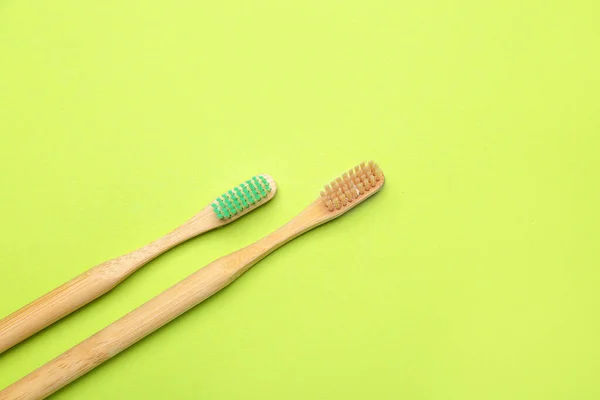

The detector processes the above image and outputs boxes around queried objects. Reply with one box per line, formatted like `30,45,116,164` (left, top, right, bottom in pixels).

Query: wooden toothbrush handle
0,261,129,354
0,260,234,400
0,210,213,354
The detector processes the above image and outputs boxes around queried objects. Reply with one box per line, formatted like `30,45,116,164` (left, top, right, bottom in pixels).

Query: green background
1,0,599,398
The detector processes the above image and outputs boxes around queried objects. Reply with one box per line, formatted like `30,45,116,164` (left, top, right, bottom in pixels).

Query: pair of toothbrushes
0,161,385,400
0,175,276,354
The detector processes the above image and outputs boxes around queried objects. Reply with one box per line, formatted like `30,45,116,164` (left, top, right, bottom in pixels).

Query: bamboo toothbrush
0,161,384,400
0,174,277,354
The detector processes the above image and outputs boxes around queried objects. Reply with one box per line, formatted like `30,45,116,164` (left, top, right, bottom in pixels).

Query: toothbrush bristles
212,175,272,220
319,161,384,211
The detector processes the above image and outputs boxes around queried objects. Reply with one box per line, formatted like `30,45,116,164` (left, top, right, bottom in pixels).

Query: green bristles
212,175,271,220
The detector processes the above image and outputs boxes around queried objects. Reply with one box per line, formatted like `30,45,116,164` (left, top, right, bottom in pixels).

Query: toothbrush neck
223,200,327,277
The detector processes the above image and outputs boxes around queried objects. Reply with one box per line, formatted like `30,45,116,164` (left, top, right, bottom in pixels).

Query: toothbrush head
211,174,277,222
319,161,384,216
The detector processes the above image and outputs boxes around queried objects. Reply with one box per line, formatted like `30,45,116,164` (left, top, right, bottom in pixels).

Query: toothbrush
0,175,277,354
0,161,384,400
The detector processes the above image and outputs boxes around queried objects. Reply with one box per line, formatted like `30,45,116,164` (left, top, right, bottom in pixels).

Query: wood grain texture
0,170,383,400
0,174,277,354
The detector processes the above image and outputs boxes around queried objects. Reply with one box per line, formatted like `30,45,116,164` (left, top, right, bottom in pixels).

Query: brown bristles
320,161,384,211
